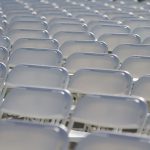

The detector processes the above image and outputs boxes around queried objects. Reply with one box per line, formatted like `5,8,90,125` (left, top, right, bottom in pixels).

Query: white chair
8,29,49,45
0,120,69,150
113,44,150,63
75,14,107,24
48,23,87,36
6,65,69,90
133,27,150,42
60,41,108,59
123,19,150,31
87,20,118,31
8,21,48,31
0,87,72,125
67,69,132,95
53,31,95,46
64,53,119,74
91,24,130,39
120,56,150,80
69,94,147,133
75,132,150,150
0,63,7,91
48,17,82,26
12,38,59,52
131,75,150,103
8,48,62,68
98,33,141,52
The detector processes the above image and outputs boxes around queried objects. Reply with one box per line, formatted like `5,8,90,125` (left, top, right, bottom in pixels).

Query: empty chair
0,47,9,64
98,33,141,52
53,31,95,46
64,53,119,74
76,14,107,24
48,17,82,26
67,69,132,95
91,25,130,39
48,23,87,36
75,132,150,150
6,65,69,90
12,38,59,52
123,19,150,31
0,87,72,125
131,75,150,103
0,120,68,150
8,21,48,31
113,44,150,62
69,94,147,133
60,41,108,59
87,20,118,31
8,48,62,68
8,29,49,44
120,56,150,80
133,27,150,41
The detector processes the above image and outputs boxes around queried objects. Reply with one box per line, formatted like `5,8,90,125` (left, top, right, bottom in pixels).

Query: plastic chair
64,53,119,74
69,94,147,133
0,36,11,50
60,41,108,59
12,38,59,52
113,44,150,62
120,56,150,80
98,33,141,52
53,31,95,46
48,23,87,36
0,47,9,64
0,120,68,150
91,24,130,39
6,65,69,90
8,29,49,44
8,48,62,68
0,87,72,124
67,69,132,95
75,132,150,150
131,75,150,103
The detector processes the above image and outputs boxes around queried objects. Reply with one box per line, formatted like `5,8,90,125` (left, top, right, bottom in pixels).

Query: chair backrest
133,27,150,42
120,56,150,80
53,31,95,46
123,19,150,31
48,23,87,36
113,44,150,62
75,132,150,150
8,29,49,44
0,36,11,50
0,120,68,150
8,21,48,31
64,53,119,74
0,63,7,90
12,38,59,52
98,33,141,52
8,48,62,68
6,65,69,89
60,41,108,59
131,75,150,102
91,25,130,39
70,94,147,131
0,87,72,121
67,69,132,95
87,20,118,31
